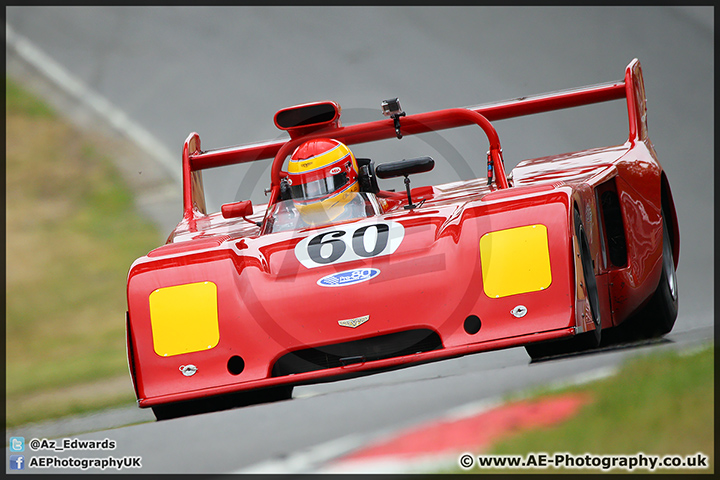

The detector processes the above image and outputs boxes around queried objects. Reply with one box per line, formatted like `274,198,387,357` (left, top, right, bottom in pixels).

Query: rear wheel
616,209,678,340
525,209,601,360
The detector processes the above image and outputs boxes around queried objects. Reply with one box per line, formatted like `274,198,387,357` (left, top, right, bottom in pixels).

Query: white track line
236,434,368,474
6,22,181,185
234,364,620,474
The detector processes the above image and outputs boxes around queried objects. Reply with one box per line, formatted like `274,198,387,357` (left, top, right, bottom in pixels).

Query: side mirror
221,200,253,219
375,156,435,179
375,157,435,209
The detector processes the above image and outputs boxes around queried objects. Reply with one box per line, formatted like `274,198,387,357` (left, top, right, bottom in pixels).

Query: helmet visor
291,171,348,200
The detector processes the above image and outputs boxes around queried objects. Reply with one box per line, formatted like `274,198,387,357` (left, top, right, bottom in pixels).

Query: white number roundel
294,220,405,269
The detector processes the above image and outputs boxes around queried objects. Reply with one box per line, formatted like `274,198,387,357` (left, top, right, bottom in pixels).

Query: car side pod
375,156,435,209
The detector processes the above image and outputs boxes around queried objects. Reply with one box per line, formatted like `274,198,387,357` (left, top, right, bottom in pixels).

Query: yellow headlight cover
480,224,552,298
149,281,219,357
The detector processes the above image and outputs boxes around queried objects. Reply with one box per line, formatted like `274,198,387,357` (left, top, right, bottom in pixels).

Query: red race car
126,59,678,420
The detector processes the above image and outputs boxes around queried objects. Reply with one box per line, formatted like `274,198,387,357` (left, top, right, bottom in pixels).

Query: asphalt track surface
6,6,714,474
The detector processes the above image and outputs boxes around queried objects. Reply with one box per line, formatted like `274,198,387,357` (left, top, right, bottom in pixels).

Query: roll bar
181,59,647,220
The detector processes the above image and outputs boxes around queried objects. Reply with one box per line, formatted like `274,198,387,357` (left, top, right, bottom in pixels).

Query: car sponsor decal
317,268,380,287
179,364,198,377
338,315,370,328
295,220,405,268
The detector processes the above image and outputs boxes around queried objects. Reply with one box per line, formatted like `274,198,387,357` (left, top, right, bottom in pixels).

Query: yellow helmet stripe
288,144,351,174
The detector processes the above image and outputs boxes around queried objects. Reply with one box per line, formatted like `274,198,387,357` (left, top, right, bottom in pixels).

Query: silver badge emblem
180,364,198,377
338,315,370,328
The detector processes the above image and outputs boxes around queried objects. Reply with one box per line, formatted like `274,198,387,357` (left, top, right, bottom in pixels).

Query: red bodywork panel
126,59,677,408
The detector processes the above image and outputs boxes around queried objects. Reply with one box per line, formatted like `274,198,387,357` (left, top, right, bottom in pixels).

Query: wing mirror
375,156,434,209
375,156,435,179
221,200,253,219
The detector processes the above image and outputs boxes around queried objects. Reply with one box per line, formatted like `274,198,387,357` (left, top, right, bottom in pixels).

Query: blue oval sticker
317,268,380,287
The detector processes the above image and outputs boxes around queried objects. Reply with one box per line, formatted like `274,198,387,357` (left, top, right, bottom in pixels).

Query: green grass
447,345,714,474
6,79,55,117
6,77,163,427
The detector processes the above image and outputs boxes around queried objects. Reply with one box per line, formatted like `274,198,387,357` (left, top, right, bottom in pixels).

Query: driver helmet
287,138,360,225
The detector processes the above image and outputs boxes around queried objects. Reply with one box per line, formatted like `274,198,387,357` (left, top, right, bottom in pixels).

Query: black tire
525,209,601,360
575,208,602,347
152,402,193,421
152,385,294,421
616,209,678,340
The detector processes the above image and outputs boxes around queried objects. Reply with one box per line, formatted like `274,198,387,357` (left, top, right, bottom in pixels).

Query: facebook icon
9,455,24,470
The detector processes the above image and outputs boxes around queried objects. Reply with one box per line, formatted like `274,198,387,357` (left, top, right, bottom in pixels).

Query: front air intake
271,329,442,377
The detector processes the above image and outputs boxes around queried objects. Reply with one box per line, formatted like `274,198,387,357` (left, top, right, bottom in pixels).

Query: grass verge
449,344,714,474
6,77,162,427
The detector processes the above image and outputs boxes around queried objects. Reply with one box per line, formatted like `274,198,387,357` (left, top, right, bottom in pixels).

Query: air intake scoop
274,101,341,139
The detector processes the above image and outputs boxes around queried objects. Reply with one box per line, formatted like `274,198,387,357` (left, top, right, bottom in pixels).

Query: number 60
295,221,405,269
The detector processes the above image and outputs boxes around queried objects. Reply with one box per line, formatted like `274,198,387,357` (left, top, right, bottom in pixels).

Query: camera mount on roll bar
382,98,406,139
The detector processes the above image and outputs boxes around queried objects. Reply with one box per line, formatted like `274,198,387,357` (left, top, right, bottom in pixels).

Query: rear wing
182,58,649,218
